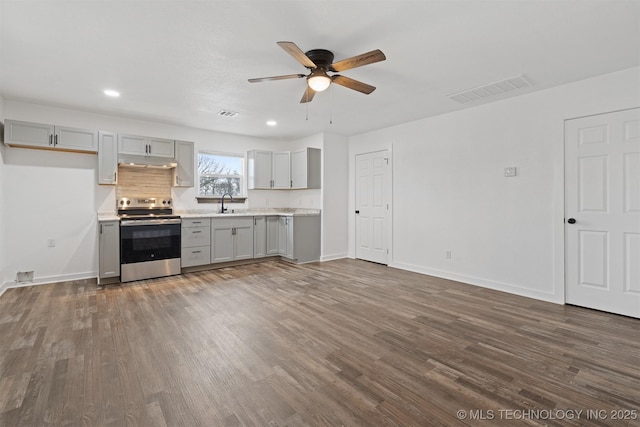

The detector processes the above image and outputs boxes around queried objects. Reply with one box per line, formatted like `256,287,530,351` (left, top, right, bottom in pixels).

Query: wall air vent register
448,74,533,104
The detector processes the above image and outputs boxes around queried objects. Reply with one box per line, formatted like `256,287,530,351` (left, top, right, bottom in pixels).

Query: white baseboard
0,271,98,298
0,281,10,298
321,253,349,262
390,261,563,304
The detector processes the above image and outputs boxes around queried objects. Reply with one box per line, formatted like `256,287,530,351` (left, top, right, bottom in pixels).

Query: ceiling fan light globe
307,72,331,92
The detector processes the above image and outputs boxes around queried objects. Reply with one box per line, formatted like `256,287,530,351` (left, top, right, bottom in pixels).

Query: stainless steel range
118,197,181,282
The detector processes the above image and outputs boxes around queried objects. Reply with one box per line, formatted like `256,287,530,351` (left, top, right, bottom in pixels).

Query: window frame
196,150,246,200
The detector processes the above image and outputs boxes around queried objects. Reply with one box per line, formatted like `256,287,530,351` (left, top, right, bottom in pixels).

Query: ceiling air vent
217,110,239,118
448,74,533,104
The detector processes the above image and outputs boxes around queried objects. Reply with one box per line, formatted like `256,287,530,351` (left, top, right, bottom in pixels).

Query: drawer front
182,227,211,247
182,218,210,228
181,246,211,267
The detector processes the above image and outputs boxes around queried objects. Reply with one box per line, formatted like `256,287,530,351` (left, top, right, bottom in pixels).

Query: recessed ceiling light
266,120,277,127
104,89,120,97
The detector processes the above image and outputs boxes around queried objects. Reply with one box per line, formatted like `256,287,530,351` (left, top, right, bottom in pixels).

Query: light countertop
97,209,320,221
177,208,320,218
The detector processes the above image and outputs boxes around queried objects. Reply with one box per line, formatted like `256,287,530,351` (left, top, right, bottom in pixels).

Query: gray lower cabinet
253,217,266,258
211,217,254,263
256,215,292,259
266,216,280,256
278,216,294,258
98,220,120,281
279,215,321,263
181,218,211,267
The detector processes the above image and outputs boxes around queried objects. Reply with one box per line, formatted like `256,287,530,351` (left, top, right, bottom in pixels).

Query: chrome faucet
220,193,232,213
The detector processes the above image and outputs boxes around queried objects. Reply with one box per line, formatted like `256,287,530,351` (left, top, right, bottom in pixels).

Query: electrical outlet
47,239,56,247
504,167,517,177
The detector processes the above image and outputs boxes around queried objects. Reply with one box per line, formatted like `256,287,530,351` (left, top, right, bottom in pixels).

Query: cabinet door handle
49,134,53,145
114,171,117,182
192,250,201,254
192,221,202,224
192,230,202,234
232,227,236,235
54,134,58,146
148,144,151,155
290,180,293,188
100,224,103,234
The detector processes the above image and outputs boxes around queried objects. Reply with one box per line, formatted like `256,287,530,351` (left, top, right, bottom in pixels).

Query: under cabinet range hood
118,154,177,169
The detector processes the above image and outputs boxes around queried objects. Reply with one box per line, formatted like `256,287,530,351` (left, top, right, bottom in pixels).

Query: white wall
349,67,640,304
322,133,348,260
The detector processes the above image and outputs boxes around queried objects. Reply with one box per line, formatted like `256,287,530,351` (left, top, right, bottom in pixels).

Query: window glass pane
198,153,242,175
199,177,241,196
197,152,244,197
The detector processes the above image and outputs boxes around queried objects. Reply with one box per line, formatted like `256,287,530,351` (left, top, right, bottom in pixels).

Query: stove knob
167,200,172,205
126,200,131,205
119,200,124,205
162,200,167,205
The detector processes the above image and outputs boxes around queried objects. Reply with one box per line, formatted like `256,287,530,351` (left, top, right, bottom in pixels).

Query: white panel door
565,108,640,318
355,150,389,264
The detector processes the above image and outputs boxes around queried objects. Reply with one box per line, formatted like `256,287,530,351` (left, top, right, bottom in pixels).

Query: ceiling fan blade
277,41,317,69
300,86,316,103
331,75,376,94
248,74,305,83
329,49,386,72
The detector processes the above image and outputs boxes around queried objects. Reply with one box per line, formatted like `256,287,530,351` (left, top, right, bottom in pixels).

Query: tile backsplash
116,166,173,200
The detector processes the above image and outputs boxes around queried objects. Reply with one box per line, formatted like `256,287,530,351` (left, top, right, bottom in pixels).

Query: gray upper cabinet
174,140,195,187
98,131,118,185
272,151,291,189
4,119,98,153
291,148,321,189
247,150,273,189
118,133,175,158
248,148,321,190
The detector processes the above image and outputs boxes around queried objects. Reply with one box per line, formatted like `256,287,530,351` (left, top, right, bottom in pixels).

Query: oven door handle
121,218,182,226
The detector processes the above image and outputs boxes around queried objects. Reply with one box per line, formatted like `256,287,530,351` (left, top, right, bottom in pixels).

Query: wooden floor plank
1,259,638,426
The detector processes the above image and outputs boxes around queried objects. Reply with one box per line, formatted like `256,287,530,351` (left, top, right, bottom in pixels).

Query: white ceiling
1,0,639,140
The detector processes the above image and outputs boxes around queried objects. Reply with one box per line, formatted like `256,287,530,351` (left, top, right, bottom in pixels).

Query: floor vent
16,271,34,284
448,74,533,104
217,110,239,118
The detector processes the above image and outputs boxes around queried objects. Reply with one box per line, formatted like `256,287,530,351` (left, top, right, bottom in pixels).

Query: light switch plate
504,167,517,177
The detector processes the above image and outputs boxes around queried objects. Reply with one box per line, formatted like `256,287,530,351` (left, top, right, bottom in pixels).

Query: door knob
567,218,576,224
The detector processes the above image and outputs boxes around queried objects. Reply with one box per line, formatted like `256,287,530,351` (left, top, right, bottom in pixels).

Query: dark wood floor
0,259,638,426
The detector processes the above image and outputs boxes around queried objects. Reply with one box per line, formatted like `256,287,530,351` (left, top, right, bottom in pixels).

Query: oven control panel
118,197,172,208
